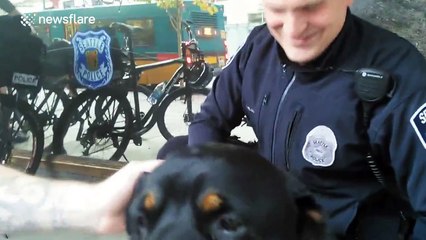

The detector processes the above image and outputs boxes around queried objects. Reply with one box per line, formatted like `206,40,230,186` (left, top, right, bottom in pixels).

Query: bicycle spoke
157,88,209,140
56,91,132,161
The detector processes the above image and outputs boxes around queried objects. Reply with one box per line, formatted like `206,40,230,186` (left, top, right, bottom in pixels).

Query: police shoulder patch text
410,102,426,149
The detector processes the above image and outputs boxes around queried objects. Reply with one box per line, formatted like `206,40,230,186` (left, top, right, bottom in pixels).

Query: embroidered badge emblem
302,125,337,167
410,102,426,149
72,30,113,89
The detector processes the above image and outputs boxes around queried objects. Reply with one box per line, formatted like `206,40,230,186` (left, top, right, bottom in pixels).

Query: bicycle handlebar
182,20,197,45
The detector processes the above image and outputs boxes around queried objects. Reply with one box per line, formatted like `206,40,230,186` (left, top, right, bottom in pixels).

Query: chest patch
302,125,337,167
410,102,426,149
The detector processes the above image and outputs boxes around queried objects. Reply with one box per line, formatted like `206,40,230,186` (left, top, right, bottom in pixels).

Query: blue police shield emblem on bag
71,30,113,89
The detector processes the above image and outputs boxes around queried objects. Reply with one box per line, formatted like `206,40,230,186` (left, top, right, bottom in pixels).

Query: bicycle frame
107,21,207,140
132,64,185,137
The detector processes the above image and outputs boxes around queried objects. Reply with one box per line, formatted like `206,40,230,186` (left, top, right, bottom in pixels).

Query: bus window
190,11,218,38
75,19,114,32
93,19,114,29
32,24,51,45
64,23,79,40
126,19,155,47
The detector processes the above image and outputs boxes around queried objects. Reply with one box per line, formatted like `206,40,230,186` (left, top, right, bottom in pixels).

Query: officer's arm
374,90,426,238
188,31,256,145
188,60,243,145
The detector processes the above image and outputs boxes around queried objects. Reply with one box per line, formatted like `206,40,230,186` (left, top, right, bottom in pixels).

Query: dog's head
127,143,326,240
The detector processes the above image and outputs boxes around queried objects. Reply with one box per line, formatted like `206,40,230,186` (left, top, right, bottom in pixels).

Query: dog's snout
148,220,205,240
144,203,204,240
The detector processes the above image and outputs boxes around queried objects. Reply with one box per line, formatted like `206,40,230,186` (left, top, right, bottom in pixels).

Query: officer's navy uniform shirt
189,9,426,238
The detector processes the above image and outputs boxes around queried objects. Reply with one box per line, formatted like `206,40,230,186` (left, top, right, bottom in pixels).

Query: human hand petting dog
0,160,163,235
92,160,164,234
126,143,328,240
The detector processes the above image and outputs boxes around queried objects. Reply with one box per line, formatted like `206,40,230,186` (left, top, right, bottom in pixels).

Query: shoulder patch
302,125,337,167
410,102,426,149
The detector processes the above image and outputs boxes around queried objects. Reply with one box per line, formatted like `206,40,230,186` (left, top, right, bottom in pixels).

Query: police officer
159,0,426,238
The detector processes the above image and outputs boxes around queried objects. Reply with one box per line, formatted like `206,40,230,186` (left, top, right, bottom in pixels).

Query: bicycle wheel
51,89,133,161
157,87,210,140
29,88,69,135
127,85,155,132
95,85,151,129
0,98,44,175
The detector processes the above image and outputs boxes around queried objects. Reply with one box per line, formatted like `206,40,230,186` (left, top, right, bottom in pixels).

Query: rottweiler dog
126,143,327,240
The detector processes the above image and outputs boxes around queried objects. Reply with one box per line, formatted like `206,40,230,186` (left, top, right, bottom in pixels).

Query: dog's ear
284,173,328,240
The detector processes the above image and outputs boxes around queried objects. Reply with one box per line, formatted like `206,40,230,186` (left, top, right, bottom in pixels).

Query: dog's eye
199,193,224,213
219,215,242,232
143,192,157,211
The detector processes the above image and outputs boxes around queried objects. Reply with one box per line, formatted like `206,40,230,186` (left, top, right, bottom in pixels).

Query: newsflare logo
20,14,36,27
20,13,96,27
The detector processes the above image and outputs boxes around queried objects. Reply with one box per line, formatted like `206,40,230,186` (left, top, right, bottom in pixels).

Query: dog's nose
146,204,206,240
148,224,206,240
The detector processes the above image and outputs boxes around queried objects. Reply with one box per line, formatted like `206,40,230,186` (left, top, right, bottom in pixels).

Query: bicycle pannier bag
0,15,45,90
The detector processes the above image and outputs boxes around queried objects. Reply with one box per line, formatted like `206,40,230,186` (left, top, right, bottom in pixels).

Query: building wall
225,23,262,56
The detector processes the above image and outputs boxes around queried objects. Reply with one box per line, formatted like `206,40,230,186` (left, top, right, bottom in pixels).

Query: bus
28,2,227,85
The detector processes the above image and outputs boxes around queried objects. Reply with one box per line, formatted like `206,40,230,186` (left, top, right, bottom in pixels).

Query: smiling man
262,0,349,64
156,0,426,239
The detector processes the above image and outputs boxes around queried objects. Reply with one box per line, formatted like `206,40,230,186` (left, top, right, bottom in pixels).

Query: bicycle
0,78,44,175
30,39,76,135
0,14,46,174
51,21,213,161
8,38,78,159
17,77,70,135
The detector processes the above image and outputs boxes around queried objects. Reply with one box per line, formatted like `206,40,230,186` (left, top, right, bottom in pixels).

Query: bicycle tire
94,85,151,117
130,84,156,135
126,84,152,119
1,98,44,175
51,89,133,161
31,88,69,131
156,87,210,140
